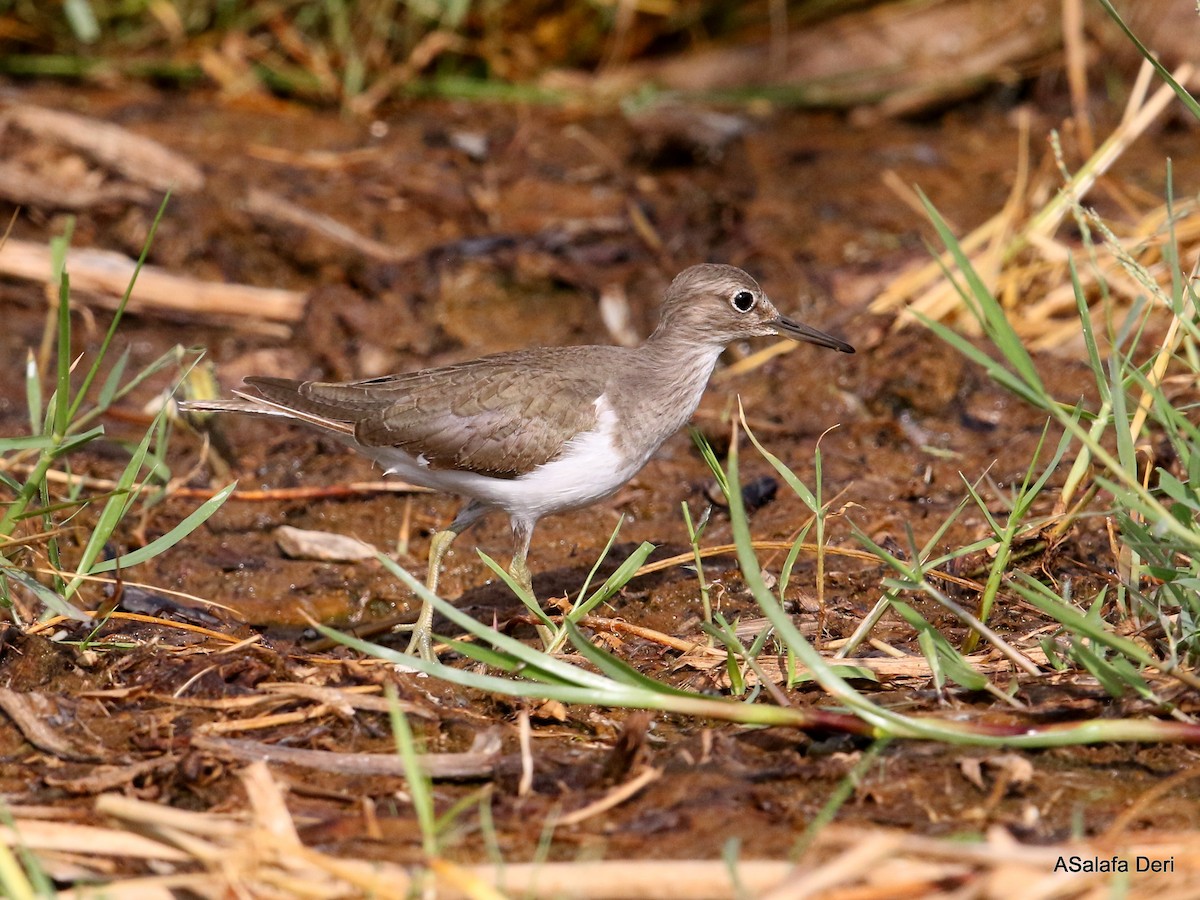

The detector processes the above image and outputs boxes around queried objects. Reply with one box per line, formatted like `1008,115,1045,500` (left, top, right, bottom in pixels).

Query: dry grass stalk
22,794,1200,900
3,105,205,194
191,732,501,779
682,643,1052,689
870,61,1198,352
0,239,307,323
244,188,415,263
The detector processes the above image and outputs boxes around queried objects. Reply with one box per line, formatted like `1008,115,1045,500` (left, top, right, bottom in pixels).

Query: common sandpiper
184,264,854,657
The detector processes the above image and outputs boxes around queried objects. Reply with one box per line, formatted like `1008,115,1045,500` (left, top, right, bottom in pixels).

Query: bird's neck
604,333,725,459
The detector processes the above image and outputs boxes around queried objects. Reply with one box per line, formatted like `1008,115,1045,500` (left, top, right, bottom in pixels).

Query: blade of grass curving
573,515,625,608
321,616,840,726
476,550,553,630
319,620,638,704
379,554,614,690
739,408,817,508
919,189,1045,395
1094,0,1200,121
567,540,655,624
61,418,156,600
435,636,588,685
0,561,91,622
385,687,438,859
88,482,237,573
562,620,702,698
915,311,1048,410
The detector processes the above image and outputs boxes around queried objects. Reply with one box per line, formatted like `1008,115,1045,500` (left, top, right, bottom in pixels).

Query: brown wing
244,347,615,478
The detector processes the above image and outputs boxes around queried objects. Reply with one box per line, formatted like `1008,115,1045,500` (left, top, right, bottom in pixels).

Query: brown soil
1,82,1199,891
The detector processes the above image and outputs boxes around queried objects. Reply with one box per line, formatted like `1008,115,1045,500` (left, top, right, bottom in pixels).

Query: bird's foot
396,599,436,660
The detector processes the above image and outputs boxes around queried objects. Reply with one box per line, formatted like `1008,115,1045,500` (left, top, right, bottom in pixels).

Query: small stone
275,526,377,562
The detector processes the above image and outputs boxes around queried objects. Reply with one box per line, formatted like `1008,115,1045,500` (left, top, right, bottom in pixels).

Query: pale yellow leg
402,501,486,659
403,527,459,658
510,518,535,599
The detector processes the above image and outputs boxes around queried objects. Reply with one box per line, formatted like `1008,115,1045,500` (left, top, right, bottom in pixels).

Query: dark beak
774,315,855,354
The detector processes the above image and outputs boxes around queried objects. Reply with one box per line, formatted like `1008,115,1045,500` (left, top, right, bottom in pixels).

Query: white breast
501,394,646,519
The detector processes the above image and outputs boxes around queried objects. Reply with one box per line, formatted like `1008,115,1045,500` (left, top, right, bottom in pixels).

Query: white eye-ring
731,289,756,312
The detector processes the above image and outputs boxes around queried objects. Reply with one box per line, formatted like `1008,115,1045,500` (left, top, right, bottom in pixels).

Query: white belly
365,395,650,523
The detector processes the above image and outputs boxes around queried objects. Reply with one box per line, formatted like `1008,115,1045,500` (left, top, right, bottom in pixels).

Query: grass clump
0,1,771,109
0,201,233,626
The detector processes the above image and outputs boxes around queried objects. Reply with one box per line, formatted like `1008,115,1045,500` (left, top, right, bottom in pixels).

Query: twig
0,239,306,322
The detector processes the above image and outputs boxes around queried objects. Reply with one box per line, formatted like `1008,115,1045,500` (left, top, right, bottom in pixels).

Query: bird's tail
177,390,356,436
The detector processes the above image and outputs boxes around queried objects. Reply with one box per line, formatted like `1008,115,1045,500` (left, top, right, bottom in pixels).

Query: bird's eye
731,290,756,312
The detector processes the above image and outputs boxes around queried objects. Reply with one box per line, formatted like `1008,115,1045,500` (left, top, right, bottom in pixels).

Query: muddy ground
1,80,1199,885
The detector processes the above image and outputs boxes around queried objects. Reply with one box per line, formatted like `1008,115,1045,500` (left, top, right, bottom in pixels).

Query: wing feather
244,347,618,478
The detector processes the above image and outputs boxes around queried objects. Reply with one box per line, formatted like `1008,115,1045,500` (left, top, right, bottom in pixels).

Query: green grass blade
918,190,1045,396
385,688,438,859
378,554,616,690
0,561,92,622
476,550,553,630
95,347,131,411
893,601,989,691
568,540,655,623
574,515,625,607
62,419,156,598
67,194,171,423
690,428,728,499
562,620,700,697
1093,0,1200,121
0,436,56,453
88,482,237,573
53,273,72,439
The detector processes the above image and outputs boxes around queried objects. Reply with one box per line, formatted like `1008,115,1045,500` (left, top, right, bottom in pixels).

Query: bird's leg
509,518,535,599
510,518,553,647
403,500,486,659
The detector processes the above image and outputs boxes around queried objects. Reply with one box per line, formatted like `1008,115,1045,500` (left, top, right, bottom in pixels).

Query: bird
182,264,853,657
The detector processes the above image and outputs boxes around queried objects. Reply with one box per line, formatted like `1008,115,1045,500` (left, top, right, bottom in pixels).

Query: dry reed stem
24,795,1200,900
866,62,1197,351
0,239,306,323
4,105,205,193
